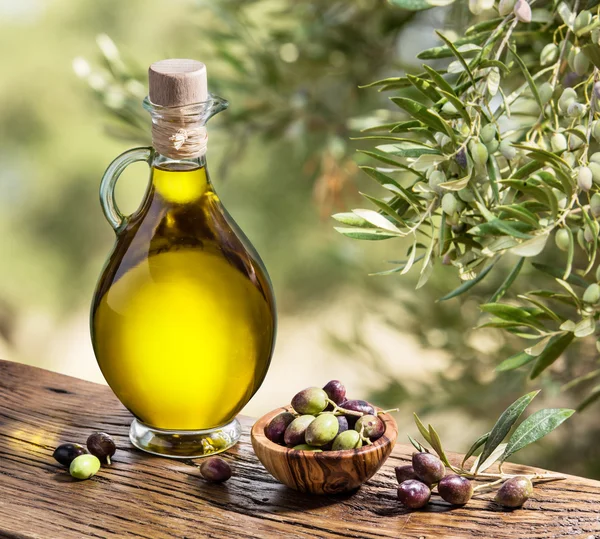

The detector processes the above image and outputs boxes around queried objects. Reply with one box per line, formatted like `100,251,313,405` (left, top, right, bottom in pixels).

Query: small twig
473,478,504,492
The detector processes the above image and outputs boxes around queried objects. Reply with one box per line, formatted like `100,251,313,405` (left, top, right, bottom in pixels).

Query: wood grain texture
0,359,599,539
251,407,398,495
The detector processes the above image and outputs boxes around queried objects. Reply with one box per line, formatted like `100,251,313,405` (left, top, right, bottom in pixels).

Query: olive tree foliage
335,0,600,412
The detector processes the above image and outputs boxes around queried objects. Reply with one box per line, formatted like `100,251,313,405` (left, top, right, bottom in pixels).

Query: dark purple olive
395,464,418,484
438,475,473,505
397,480,431,509
494,476,533,508
86,432,116,465
355,414,385,441
336,415,349,434
323,380,346,405
340,399,375,427
199,457,232,483
53,443,88,467
412,452,445,485
264,412,295,445
456,147,468,168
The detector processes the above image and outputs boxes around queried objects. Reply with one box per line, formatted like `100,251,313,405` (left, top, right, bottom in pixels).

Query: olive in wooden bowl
251,406,398,495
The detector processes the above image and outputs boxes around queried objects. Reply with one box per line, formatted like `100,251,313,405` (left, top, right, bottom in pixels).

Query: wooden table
0,360,599,539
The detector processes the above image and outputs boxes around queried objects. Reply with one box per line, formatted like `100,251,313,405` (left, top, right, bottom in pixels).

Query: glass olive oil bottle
91,60,276,458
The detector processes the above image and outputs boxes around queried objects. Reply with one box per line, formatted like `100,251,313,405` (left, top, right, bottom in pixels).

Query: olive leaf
435,31,475,82
422,65,455,96
480,303,544,328
376,142,441,158
496,351,536,372
408,434,428,452
508,48,543,112
332,213,369,227
475,391,539,472
334,227,400,241
438,262,495,302
413,413,433,444
352,209,402,233
428,424,454,469
391,97,454,139
461,432,490,467
531,263,589,288
501,408,575,462
489,257,524,303
530,332,575,379
389,0,435,10
471,443,508,473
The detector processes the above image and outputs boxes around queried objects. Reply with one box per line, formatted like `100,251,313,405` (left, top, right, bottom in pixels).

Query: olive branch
335,0,600,411
410,391,573,489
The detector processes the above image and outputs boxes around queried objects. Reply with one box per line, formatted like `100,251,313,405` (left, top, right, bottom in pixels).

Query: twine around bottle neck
151,116,207,161
144,98,211,160
143,95,228,160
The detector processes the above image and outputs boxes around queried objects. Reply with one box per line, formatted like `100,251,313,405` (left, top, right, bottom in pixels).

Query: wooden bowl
251,407,398,495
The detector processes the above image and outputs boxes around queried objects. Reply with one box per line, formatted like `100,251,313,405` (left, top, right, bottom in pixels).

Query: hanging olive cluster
264,381,388,451
53,432,116,480
396,451,533,509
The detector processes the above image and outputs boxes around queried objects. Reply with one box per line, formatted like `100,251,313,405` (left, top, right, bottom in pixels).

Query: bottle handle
100,147,153,232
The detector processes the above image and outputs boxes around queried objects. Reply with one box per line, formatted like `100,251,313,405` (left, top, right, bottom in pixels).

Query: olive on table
70,454,101,480
438,475,473,505
412,452,445,485
86,432,117,464
395,465,418,484
53,443,88,467
397,480,431,509
494,476,533,508
200,457,232,483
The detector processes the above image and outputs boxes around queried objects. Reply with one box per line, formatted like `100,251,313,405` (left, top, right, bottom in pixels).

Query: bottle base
129,417,241,458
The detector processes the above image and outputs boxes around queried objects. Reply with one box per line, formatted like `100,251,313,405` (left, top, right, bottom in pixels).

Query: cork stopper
149,59,208,107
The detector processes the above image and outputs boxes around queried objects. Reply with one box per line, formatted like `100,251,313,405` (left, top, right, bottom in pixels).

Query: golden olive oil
91,164,275,431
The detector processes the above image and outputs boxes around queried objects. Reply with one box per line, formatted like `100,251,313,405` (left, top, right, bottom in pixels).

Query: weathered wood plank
0,359,598,539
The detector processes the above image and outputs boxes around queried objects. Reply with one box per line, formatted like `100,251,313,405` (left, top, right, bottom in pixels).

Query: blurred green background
0,0,597,478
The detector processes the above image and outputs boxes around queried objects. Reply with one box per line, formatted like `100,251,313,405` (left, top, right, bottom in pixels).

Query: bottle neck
143,95,228,161
152,152,206,170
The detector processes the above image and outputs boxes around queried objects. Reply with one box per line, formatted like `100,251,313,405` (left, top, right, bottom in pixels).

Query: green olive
583,283,600,305
292,444,323,452
555,228,571,252
499,139,516,161
538,82,554,105
305,413,339,446
480,124,497,143
540,44,558,66
550,133,567,153
291,387,328,415
468,140,489,169
332,430,362,450
69,454,101,480
578,167,593,192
